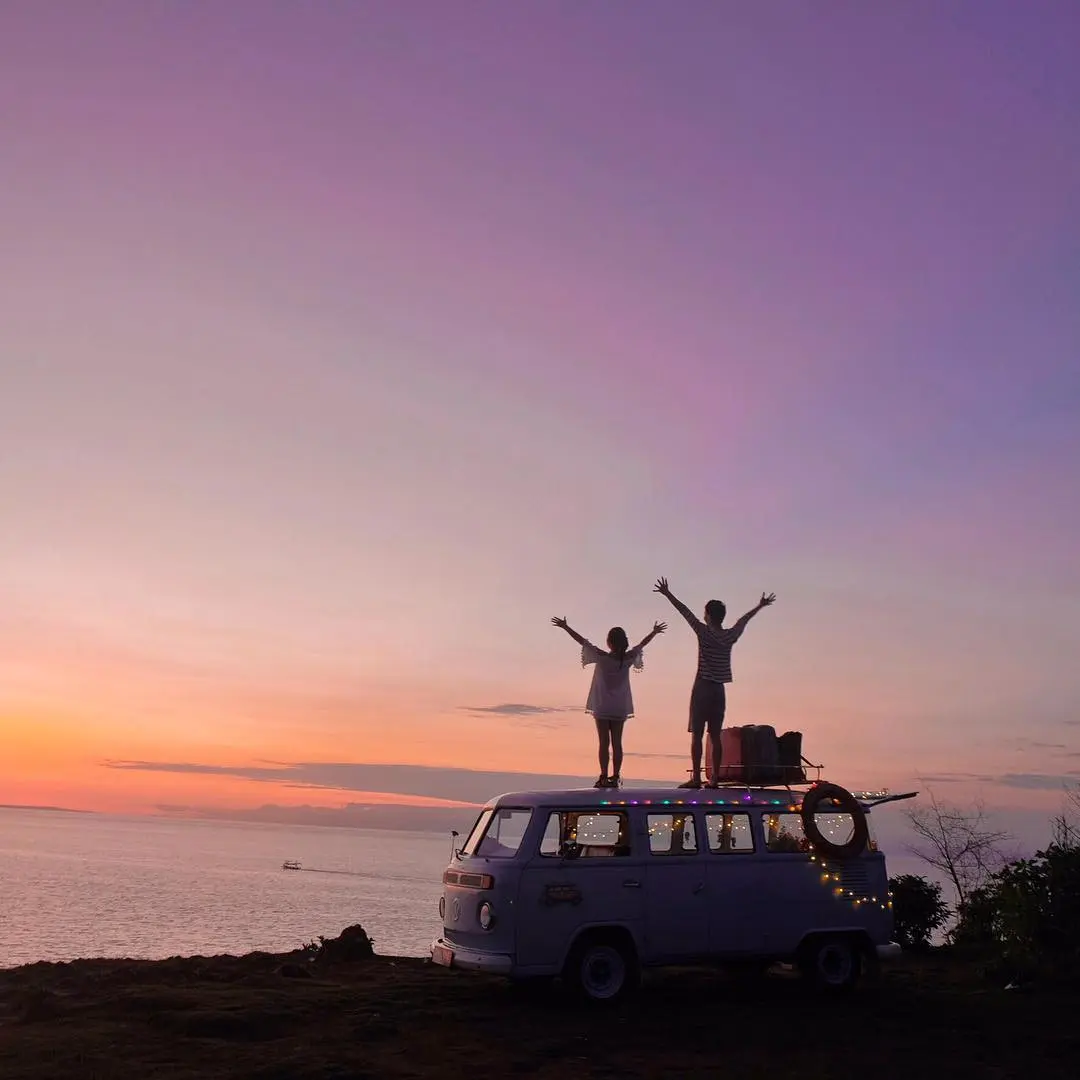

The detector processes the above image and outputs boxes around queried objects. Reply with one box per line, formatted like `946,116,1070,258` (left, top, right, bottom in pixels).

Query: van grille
838,862,870,894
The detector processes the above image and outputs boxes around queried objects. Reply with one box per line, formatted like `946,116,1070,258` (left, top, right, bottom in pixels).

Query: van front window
465,807,533,858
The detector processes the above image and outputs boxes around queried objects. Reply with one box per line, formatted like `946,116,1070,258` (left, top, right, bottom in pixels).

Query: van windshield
461,807,533,858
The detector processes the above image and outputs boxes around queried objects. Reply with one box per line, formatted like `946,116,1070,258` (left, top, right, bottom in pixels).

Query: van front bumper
431,936,513,975
875,942,902,960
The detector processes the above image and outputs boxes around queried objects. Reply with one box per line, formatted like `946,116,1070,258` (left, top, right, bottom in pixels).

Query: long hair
607,626,629,668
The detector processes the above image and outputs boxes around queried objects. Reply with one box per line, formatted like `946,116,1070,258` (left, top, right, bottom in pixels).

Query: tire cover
801,783,869,859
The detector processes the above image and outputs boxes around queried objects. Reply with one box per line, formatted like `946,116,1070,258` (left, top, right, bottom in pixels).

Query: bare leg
690,731,703,779
610,720,625,780
710,728,723,785
594,717,611,779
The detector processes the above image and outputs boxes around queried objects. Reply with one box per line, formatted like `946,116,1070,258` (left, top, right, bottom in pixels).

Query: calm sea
0,806,944,970
0,809,453,968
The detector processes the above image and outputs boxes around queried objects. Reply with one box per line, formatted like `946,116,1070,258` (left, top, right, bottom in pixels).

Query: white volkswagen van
431,783,912,1001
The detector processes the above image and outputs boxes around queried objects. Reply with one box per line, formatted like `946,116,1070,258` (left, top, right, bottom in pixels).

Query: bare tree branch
904,789,1011,908
1051,783,1080,848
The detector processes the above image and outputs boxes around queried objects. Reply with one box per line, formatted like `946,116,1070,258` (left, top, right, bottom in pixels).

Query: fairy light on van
594,789,892,912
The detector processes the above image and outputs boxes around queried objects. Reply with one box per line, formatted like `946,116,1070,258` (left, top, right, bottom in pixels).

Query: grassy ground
0,947,1075,1079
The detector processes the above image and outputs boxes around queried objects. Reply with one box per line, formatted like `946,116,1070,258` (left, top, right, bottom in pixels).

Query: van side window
705,813,755,853
538,811,631,857
764,812,810,853
647,813,698,855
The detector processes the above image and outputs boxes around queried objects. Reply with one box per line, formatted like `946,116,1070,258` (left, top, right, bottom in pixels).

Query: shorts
687,678,727,735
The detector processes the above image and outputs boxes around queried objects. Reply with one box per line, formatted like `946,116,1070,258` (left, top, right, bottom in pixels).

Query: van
431,782,913,1000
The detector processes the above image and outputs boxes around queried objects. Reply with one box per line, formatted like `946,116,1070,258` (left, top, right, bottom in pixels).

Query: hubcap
818,944,853,984
581,946,625,999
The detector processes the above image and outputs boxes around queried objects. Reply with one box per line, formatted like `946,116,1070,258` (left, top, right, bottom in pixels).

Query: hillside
0,938,1075,1079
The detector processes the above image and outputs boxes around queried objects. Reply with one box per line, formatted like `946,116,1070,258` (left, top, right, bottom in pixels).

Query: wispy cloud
915,773,981,784
916,770,1080,792
104,759,619,804
1012,738,1068,752
458,703,578,728
992,772,1080,791
153,801,477,833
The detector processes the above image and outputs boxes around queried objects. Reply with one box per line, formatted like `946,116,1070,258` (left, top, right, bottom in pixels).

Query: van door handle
693,882,705,895
622,879,642,888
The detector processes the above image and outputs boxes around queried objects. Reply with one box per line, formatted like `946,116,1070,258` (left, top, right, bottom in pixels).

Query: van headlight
439,896,445,919
478,901,495,931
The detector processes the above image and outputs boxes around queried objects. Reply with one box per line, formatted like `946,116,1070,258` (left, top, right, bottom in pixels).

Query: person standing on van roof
654,578,776,789
551,616,667,788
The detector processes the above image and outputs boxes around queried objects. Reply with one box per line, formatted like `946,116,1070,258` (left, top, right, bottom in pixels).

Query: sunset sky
2,2,1078,825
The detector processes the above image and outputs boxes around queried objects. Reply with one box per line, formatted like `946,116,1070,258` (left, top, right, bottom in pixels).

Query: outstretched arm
653,578,701,630
551,616,589,648
633,621,667,652
732,592,777,633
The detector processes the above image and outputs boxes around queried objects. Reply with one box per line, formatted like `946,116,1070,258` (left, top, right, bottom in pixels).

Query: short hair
705,600,726,624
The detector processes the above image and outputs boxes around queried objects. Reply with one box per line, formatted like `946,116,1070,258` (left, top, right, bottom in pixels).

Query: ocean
0,805,945,970
0,808,453,968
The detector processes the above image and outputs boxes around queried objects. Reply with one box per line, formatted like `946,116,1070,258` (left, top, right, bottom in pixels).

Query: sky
1,2,1078,835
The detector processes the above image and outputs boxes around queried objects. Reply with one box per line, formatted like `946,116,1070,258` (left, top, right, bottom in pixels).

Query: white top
581,643,644,719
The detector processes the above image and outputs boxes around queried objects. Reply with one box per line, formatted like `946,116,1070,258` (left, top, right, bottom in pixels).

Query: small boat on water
282,860,302,871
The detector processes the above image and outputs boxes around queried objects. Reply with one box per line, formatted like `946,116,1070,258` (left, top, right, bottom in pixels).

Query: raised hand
653,620,668,634
551,616,569,629
654,577,670,596
760,592,776,607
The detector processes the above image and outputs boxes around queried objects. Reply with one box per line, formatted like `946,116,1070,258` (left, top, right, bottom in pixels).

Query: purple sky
1,2,1078,818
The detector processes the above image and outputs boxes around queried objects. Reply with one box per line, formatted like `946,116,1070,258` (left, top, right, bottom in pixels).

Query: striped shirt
690,622,742,684
667,596,744,683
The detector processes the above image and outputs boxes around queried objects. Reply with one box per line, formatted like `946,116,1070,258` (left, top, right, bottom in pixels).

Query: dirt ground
0,947,1075,1080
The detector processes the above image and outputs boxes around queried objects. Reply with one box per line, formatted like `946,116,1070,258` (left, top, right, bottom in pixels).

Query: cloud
1012,739,1068,751
624,751,688,761
458,702,579,729
154,801,477,833
991,772,1080,791
103,759,652,805
462,703,571,716
916,770,1080,792
914,773,981,784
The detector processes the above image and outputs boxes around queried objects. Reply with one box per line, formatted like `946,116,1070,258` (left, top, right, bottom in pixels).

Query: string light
599,797,799,811
591,788,893,914
808,850,891,912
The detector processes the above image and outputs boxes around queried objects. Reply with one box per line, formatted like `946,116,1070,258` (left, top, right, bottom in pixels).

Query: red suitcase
705,726,745,783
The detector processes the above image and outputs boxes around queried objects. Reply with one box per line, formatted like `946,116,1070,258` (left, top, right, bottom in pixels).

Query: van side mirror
559,840,581,861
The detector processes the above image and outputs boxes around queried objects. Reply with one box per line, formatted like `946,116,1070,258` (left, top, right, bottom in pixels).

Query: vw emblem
451,897,461,922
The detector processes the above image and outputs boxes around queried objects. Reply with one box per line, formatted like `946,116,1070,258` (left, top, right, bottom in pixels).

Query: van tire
563,932,639,1004
797,935,862,993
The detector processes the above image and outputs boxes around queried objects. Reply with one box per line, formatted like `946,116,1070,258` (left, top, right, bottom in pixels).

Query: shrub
312,924,376,965
952,841,1080,981
888,874,950,950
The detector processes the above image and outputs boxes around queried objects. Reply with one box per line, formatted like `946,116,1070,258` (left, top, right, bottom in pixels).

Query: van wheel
798,936,861,993
563,935,639,1003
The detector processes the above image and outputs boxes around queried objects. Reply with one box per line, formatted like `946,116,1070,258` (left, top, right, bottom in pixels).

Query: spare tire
801,783,869,859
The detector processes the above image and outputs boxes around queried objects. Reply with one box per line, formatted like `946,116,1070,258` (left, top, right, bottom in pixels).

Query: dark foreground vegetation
1,928,1077,1080
893,791,1080,986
